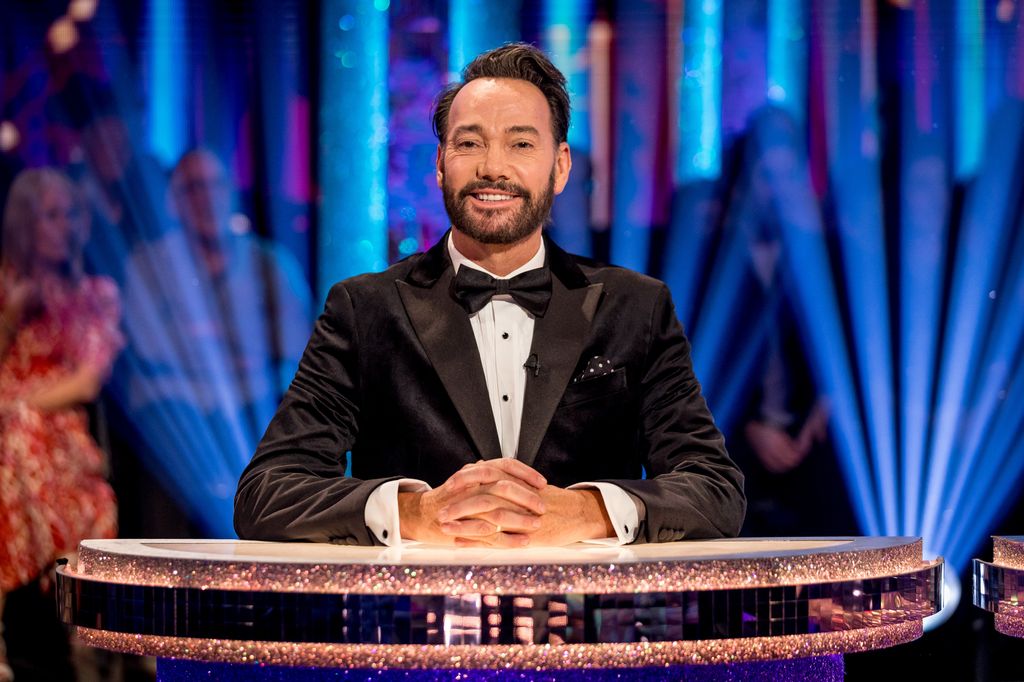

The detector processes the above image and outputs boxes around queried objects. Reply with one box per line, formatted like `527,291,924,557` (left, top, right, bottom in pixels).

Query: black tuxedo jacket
234,234,745,544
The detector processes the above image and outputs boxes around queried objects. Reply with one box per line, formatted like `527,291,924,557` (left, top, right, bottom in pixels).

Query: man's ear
435,144,444,188
553,142,572,195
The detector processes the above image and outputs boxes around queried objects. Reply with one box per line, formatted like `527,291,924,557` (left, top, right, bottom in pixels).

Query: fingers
445,459,546,493
440,506,542,536
441,478,546,518
454,533,530,548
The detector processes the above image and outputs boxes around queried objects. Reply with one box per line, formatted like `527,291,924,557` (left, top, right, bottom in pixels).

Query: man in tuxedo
234,44,744,547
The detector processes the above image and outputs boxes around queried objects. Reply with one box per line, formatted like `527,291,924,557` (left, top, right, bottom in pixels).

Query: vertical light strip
675,0,722,184
542,0,591,149
542,0,593,255
145,0,187,166
448,0,522,77
318,0,389,303
954,0,985,178
767,0,807,120
611,0,668,270
587,18,613,231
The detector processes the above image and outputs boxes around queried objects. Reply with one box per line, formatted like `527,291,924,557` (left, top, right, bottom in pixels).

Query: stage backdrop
1,0,1023,582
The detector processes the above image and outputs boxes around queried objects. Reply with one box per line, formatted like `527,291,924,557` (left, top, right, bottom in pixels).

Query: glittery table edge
993,536,1024,569
73,621,923,669
73,540,928,595
995,614,1024,639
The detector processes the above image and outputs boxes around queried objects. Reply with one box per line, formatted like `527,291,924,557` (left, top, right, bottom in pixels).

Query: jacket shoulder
571,255,668,299
325,252,425,297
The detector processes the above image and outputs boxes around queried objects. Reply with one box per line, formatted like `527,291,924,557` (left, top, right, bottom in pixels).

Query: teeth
475,193,515,202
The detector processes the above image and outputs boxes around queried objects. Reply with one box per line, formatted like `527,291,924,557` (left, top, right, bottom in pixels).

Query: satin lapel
396,270,502,460
517,279,604,467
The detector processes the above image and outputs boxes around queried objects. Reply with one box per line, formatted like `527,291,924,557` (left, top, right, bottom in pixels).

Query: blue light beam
675,0,722,184
954,0,985,179
767,0,807,122
449,0,522,77
144,0,187,166
919,103,1024,551
542,0,593,256
318,0,389,303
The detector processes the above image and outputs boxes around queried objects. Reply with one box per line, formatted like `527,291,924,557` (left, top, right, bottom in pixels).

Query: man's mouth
471,192,519,203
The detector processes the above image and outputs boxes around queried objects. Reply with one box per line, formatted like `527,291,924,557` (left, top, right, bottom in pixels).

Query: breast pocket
559,367,628,407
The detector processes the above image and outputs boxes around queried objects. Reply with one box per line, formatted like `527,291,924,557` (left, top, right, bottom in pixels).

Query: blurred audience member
0,168,123,680
727,107,856,536
71,89,171,279
121,150,311,527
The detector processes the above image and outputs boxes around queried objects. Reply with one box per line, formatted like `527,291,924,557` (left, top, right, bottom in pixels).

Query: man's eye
514,141,534,149
456,140,479,149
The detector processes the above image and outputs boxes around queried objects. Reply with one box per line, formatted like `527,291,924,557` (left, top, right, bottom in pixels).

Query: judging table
974,535,1024,639
57,537,942,680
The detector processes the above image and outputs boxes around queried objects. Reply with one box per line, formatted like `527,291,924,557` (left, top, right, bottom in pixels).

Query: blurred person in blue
122,149,312,527
725,107,856,537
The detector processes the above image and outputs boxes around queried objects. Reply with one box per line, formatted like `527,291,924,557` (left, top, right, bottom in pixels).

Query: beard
442,170,556,245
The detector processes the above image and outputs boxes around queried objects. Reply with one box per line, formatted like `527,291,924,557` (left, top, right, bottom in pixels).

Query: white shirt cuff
568,482,640,545
364,478,431,546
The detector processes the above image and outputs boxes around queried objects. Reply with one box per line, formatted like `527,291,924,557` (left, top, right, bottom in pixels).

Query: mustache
457,180,530,201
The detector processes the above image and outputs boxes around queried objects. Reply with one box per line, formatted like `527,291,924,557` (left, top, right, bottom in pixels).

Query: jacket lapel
516,239,604,467
396,237,503,460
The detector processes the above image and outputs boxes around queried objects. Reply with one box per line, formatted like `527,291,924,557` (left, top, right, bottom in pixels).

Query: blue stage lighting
934,210,1024,565
706,292,783,434
767,0,807,121
542,0,593,256
776,199,881,537
832,163,899,535
662,181,717,330
689,222,758,396
899,151,949,536
919,103,1024,553
144,0,187,166
954,0,985,179
611,0,669,271
449,0,522,77
674,0,722,185
318,0,390,303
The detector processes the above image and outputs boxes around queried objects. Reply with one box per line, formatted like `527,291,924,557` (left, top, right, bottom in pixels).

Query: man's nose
478,144,509,180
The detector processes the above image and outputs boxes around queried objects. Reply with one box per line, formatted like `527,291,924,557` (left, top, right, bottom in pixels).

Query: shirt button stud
502,332,509,339
502,394,509,402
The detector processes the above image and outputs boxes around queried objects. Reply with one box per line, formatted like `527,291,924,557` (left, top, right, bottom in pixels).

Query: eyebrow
449,124,541,137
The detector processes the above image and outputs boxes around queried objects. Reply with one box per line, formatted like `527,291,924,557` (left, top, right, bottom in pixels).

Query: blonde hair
1,167,86,281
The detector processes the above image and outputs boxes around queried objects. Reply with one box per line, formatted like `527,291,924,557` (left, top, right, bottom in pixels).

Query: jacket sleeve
233,281,398,544
603,284,746,541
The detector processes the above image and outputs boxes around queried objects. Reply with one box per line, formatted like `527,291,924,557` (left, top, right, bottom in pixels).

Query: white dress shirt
364,235,639,546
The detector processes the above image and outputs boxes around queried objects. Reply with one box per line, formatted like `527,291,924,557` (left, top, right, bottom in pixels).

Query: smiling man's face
437,77,570,245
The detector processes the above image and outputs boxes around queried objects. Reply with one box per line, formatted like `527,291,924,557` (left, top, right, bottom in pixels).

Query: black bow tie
451,266,552,317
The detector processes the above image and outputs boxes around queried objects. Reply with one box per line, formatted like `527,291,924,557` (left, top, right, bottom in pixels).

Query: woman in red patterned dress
0,168,122,679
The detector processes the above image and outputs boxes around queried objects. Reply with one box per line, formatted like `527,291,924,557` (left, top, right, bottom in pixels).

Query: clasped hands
397,459,614,547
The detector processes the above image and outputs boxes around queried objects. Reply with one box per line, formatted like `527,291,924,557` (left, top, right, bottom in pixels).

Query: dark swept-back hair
432,43,570,145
